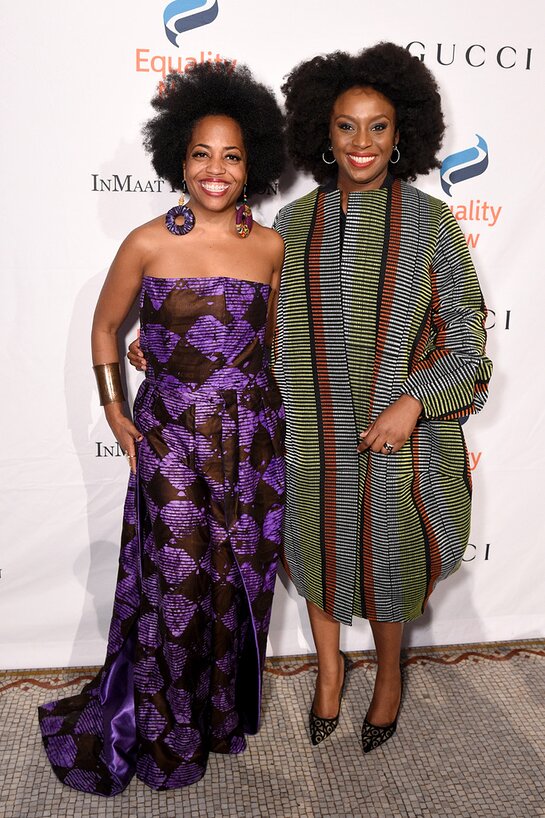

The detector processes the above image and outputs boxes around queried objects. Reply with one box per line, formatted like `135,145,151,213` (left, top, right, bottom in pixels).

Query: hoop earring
390,145,401,165
235,185,253,238
322,146,337,165
165,181,195,236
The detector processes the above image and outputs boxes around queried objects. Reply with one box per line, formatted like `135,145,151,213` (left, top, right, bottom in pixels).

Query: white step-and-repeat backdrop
1,1,543,669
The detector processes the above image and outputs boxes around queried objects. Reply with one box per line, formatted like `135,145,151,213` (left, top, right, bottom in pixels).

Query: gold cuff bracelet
93,362,125,406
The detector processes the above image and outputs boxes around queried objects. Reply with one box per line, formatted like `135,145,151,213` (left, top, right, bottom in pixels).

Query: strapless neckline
142,275,270,288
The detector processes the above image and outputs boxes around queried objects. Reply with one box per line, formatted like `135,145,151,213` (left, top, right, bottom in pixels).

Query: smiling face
329,86,399,194
183,114,247,213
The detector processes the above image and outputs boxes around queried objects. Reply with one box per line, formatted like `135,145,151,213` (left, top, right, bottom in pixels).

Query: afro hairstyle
282,41,445,184
143,62,286,197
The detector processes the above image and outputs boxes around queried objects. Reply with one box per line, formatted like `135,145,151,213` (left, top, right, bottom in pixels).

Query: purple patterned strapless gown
38,276,285,795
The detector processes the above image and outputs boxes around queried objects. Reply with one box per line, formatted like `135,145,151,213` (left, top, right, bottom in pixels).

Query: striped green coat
272,178,492,624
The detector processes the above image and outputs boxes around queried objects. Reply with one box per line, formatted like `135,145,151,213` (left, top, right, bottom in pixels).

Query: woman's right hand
104,402,143,474
127,331,147,371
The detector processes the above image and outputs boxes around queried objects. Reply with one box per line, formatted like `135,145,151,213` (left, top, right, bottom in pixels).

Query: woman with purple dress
38,63,286,795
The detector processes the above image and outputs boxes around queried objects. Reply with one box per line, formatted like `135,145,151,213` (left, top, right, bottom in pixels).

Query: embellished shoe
361,667,404,754
309,651,351,746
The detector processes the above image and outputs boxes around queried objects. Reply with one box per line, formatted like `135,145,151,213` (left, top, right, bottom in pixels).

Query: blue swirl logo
440,135,489,197
164,0,219,47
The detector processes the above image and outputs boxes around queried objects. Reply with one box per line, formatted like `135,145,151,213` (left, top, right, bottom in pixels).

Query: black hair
282,41,445,184
143,62,286,196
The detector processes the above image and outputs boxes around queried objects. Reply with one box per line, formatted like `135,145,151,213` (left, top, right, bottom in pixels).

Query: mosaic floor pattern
1,640,544,818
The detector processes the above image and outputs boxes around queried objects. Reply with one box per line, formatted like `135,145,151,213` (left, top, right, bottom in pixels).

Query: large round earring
390,144,401,165
165,181,195,236
322,145,337,165
235,185,253,238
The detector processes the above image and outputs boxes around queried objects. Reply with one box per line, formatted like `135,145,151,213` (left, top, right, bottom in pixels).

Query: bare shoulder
252,222,285,254
252,221,283,243
122,215,165,252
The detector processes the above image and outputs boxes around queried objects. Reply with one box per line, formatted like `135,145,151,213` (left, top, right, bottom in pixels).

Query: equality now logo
441,135,500,249
164,0,219,46
440,134,489,197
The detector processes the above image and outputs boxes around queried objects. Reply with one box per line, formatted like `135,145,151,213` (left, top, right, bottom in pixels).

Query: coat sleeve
400,203,493,420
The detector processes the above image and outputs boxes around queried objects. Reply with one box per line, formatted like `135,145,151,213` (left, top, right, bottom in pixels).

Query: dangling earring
165,180,195,236
322,145,337,165
235,185,253,238
390,144,401,165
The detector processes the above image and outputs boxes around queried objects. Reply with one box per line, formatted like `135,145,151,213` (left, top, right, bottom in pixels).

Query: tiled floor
1,641,544,818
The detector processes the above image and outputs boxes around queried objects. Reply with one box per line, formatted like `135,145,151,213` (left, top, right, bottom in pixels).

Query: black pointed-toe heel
309,651,351,746
361,667,404,754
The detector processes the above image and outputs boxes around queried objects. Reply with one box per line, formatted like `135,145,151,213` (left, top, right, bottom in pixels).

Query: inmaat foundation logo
164,0,219,47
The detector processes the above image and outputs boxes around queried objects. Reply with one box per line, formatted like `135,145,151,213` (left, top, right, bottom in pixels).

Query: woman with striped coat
273,42,492,752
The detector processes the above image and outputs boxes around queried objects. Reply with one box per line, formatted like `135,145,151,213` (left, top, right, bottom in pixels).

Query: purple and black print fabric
38,276,285,795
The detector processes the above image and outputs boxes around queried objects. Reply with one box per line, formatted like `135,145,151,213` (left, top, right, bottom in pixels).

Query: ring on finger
383,442,394,454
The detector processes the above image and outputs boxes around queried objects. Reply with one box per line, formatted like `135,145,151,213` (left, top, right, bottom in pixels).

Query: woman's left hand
357,394,423,454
